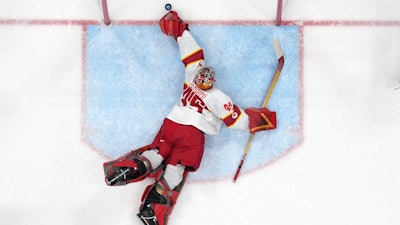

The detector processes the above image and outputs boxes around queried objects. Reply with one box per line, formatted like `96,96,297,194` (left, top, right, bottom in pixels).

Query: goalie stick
233,38,284,182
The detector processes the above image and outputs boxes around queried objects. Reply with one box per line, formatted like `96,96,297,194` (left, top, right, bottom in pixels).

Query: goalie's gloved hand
159,10,188,39
245,107,277,134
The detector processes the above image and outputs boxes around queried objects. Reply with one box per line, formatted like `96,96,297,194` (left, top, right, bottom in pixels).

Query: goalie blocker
245,107,277,133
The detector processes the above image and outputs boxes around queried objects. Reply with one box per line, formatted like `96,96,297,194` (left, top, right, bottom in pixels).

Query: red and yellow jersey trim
222,104,242,127
182,48,204,67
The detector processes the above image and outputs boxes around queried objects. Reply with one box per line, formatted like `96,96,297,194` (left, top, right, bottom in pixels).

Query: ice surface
1,0,400,225
84,25,300,180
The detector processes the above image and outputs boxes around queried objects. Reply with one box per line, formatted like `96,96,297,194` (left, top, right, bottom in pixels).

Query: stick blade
273,38,283,59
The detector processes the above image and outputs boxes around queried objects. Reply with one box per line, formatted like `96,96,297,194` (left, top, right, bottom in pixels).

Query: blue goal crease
84,24,301,181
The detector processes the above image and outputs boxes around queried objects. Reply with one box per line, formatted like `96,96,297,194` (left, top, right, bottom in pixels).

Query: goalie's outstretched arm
159,10,205,81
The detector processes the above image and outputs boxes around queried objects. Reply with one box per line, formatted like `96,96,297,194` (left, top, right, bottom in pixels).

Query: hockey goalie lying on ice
103,10,277,225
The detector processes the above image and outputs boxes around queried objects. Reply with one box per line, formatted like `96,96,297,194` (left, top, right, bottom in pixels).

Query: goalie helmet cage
100,0,284,26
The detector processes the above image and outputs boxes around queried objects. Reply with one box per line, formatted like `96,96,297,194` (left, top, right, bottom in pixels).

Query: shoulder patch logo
224,102,233,111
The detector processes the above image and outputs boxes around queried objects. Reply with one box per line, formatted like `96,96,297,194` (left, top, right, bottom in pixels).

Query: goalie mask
194,66,216,90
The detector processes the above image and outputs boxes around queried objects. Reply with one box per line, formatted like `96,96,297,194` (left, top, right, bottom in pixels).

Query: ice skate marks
83,24,302,181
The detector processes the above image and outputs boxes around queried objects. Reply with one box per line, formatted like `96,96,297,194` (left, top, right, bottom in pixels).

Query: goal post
276,0,283,26
101,0,111,25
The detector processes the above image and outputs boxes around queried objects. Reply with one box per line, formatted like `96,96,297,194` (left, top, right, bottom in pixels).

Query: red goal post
101,0,111,25
276,0,283,26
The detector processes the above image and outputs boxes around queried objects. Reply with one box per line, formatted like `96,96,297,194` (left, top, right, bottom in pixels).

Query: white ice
1,0,400,225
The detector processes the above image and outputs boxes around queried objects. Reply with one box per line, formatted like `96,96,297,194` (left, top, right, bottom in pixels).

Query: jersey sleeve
206,89,250,131
177,30,205,82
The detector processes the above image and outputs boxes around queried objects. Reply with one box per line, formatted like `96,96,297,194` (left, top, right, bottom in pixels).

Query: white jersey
166,31,249,135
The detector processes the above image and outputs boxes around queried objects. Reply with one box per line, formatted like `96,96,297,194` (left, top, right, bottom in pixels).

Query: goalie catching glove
245,107,277,133
159,10,188,39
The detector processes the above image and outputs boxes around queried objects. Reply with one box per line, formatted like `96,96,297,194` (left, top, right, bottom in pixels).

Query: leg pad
138,175,186,225
103,151,151,186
